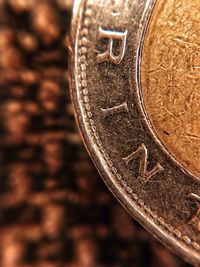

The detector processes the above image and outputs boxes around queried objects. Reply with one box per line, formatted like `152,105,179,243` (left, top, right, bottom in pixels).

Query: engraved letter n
123,144,163,182
97,27,128,65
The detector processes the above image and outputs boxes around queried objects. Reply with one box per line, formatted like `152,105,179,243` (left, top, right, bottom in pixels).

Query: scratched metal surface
0,0,195,266
70,0,200,265
141,0,200,181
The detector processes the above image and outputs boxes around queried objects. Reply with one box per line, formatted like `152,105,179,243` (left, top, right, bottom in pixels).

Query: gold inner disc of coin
141,0,200,179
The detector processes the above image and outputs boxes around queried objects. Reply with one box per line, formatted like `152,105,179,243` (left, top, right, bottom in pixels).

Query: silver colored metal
69,0,200,265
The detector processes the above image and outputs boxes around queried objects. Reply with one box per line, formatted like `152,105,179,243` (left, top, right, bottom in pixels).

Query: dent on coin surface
141,0,200,179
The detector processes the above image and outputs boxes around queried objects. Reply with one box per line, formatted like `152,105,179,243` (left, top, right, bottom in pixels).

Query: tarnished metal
69,0,200,265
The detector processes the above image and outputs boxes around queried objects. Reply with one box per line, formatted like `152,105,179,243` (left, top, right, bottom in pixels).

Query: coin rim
69,0,200,265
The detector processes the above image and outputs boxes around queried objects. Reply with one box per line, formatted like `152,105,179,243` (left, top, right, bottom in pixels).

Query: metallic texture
70,0,200,265
141,0,200,180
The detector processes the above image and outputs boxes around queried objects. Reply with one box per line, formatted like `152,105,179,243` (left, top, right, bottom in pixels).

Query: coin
141,0,200,181
69,0,200,265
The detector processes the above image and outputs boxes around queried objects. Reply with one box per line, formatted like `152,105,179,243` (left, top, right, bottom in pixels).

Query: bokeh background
0,0,193,266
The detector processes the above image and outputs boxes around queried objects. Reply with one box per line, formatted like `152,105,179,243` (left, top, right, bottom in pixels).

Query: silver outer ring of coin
69,0,200,265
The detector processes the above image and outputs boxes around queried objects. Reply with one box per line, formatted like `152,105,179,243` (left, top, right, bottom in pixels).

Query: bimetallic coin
70,0,200,265
141,0,200,181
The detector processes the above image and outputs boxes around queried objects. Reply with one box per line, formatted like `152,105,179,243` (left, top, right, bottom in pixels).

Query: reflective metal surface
70,0,200,265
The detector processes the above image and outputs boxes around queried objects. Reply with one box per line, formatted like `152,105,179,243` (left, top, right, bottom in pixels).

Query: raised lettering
123,144,163,182
97,27,128,64
101,101,128,118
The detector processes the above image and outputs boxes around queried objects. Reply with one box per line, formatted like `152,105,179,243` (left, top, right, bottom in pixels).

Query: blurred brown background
0,0,193,266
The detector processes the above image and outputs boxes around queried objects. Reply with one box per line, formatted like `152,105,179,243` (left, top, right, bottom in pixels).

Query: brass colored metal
141,0,200,179
70,0,200,266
